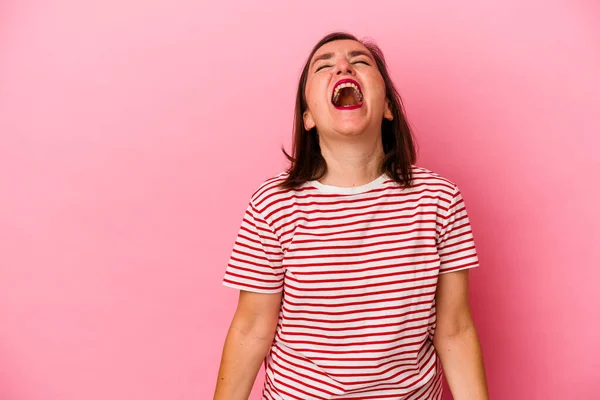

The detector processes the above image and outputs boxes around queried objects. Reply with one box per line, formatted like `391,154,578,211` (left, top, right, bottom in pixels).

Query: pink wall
1,1,599,399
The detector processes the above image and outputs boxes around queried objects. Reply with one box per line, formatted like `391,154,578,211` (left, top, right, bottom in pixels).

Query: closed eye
353,60,370,66
315,64,332,72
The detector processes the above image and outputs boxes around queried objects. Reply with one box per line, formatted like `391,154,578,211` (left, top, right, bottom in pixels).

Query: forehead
311,39,372,60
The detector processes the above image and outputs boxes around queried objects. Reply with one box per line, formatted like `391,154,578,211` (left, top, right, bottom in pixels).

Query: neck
317,133,385,188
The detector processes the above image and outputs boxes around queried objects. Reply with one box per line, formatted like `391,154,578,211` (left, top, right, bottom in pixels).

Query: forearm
213,319,274,400
434,324,488,400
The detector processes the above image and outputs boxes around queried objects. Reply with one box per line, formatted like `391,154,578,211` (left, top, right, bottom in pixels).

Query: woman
214,32,488,400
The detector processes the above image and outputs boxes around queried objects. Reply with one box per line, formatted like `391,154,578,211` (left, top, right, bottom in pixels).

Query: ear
383,98,393,121
303,110,316,130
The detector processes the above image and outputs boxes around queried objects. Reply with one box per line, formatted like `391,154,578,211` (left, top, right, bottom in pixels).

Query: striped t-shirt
222,165,480,399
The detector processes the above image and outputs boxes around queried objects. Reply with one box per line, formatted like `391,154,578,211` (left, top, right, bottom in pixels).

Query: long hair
278,32,417,190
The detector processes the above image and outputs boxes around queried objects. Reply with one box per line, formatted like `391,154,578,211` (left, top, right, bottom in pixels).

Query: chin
333,116,372,135
334,123,370,137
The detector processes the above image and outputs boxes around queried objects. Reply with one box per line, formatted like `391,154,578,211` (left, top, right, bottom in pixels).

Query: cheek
372,79,387,100
305,85,317,109
364,72,385,97
306,83,329,112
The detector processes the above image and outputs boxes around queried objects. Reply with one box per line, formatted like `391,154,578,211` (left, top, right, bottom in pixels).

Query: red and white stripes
223,166,479,399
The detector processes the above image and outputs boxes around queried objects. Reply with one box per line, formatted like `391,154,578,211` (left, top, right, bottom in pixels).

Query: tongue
336,87,360,107
340,92,358,106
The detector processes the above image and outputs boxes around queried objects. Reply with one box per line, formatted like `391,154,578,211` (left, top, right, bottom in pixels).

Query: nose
334,59,355,76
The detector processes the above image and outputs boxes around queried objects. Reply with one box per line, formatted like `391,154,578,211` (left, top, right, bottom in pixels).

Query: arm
433,269,488,400
213,290,282,400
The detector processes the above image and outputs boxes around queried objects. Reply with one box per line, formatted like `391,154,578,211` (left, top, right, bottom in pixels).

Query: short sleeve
222,201,285,293
436,185,480,274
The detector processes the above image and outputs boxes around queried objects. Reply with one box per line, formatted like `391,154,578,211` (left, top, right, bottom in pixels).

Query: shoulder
247,171,292,211
408,165,462,208
410,165,459,193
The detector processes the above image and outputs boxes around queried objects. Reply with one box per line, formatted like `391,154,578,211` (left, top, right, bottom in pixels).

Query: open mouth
331,79,364,110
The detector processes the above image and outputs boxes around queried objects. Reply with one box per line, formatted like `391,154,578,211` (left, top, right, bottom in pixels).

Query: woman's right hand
213,290,282,400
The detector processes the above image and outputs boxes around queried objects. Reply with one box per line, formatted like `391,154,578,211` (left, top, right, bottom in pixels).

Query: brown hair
278,32,417,190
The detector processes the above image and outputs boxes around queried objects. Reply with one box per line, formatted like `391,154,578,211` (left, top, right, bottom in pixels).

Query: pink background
1,1,599,399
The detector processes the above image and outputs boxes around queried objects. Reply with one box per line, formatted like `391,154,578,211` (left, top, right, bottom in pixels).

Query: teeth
332,82,363,104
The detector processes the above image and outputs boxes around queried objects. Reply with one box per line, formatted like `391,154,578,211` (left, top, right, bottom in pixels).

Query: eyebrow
310,52,335,69
348,50,373,61
310,50,374,70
